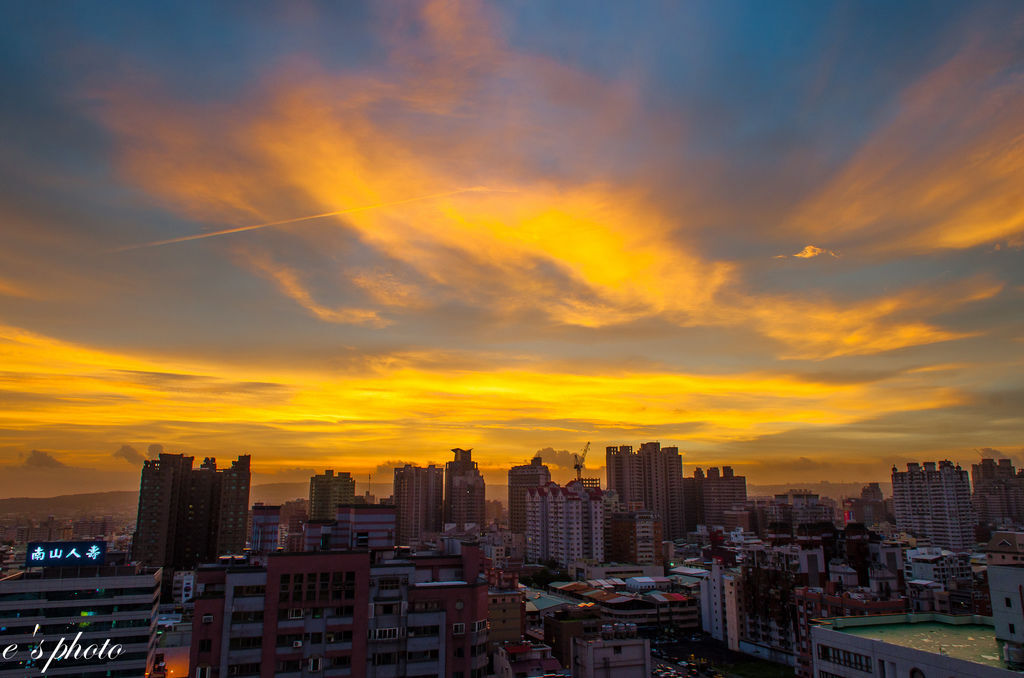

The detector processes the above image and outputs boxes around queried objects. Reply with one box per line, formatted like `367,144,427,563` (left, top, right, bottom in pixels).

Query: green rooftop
823,614,1007,670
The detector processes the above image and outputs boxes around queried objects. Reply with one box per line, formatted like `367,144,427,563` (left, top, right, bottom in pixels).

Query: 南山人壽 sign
24,541,106,567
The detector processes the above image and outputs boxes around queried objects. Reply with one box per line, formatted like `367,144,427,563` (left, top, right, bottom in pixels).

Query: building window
452,622,465,635
1011,623,1017,635
409,625,440,637
373,627,399,640
817,644,872,673
1007,597,1013,608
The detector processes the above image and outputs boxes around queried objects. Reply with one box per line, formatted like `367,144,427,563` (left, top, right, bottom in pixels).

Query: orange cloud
788,34,1024,252
795,245,838,259
0,321,969,476
0,277,34,299
774,245,840,259
91,1,995,361
242,251,387,327
737,277,1002,360
96,2,729,331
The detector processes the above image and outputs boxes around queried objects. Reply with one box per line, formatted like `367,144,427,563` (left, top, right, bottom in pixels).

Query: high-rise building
700,466,748,529
606,445,642,508
605,442,685,540
525,480,604,567
217,455,251,556
892,461,976,552
444,448,486,532
972,458,1024,528
308,470,356,522
393,463,444,546
507,456,551,535
132,453,251,569
682,468,705,532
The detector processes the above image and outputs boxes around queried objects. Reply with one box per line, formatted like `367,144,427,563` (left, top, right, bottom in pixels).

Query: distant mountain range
0,485,316,519
748,481,890,501
0,479,887,520
252,482,511,504
0,491,139,517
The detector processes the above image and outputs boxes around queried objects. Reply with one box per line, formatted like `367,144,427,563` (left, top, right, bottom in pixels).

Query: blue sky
0,1,1021,495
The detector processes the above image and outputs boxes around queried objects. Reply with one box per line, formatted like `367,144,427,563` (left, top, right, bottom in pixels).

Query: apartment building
607,510,663,566
892,461,976,551
444,449,486,533
190,546,490,678
132,453,251,569
525,481,604,568
309,471,356,523
507,457,551,536
605,442,685,540
393,464,444,547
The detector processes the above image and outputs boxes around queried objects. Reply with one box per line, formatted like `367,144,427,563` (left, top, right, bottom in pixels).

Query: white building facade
525,481,604,568
892,461,976,551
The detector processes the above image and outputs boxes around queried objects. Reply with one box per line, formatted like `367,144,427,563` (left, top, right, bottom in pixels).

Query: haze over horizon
1,1,1022,496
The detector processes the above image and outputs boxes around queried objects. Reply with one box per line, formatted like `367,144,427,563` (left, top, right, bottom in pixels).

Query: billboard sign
25,540,106,567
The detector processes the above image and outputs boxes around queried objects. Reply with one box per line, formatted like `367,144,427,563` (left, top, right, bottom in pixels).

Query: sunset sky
1,1,1022,496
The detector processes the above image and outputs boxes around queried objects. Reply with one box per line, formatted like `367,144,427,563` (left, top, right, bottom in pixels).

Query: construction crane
573,441,590,480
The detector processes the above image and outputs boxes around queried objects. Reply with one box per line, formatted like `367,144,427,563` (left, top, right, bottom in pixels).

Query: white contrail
114,186,502,252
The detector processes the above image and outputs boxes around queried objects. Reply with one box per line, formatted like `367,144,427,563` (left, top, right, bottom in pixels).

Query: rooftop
523,588,576,612
822,614,1006,669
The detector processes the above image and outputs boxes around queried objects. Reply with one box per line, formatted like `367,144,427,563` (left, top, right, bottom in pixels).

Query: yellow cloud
793,245,838,259
788,36,1024,252
736,278,1002,360
93,1,996,361
242,250,387,326
0,322,969,475
0,277,34,299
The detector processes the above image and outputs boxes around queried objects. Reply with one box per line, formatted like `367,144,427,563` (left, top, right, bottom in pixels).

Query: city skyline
2,1,1023,496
